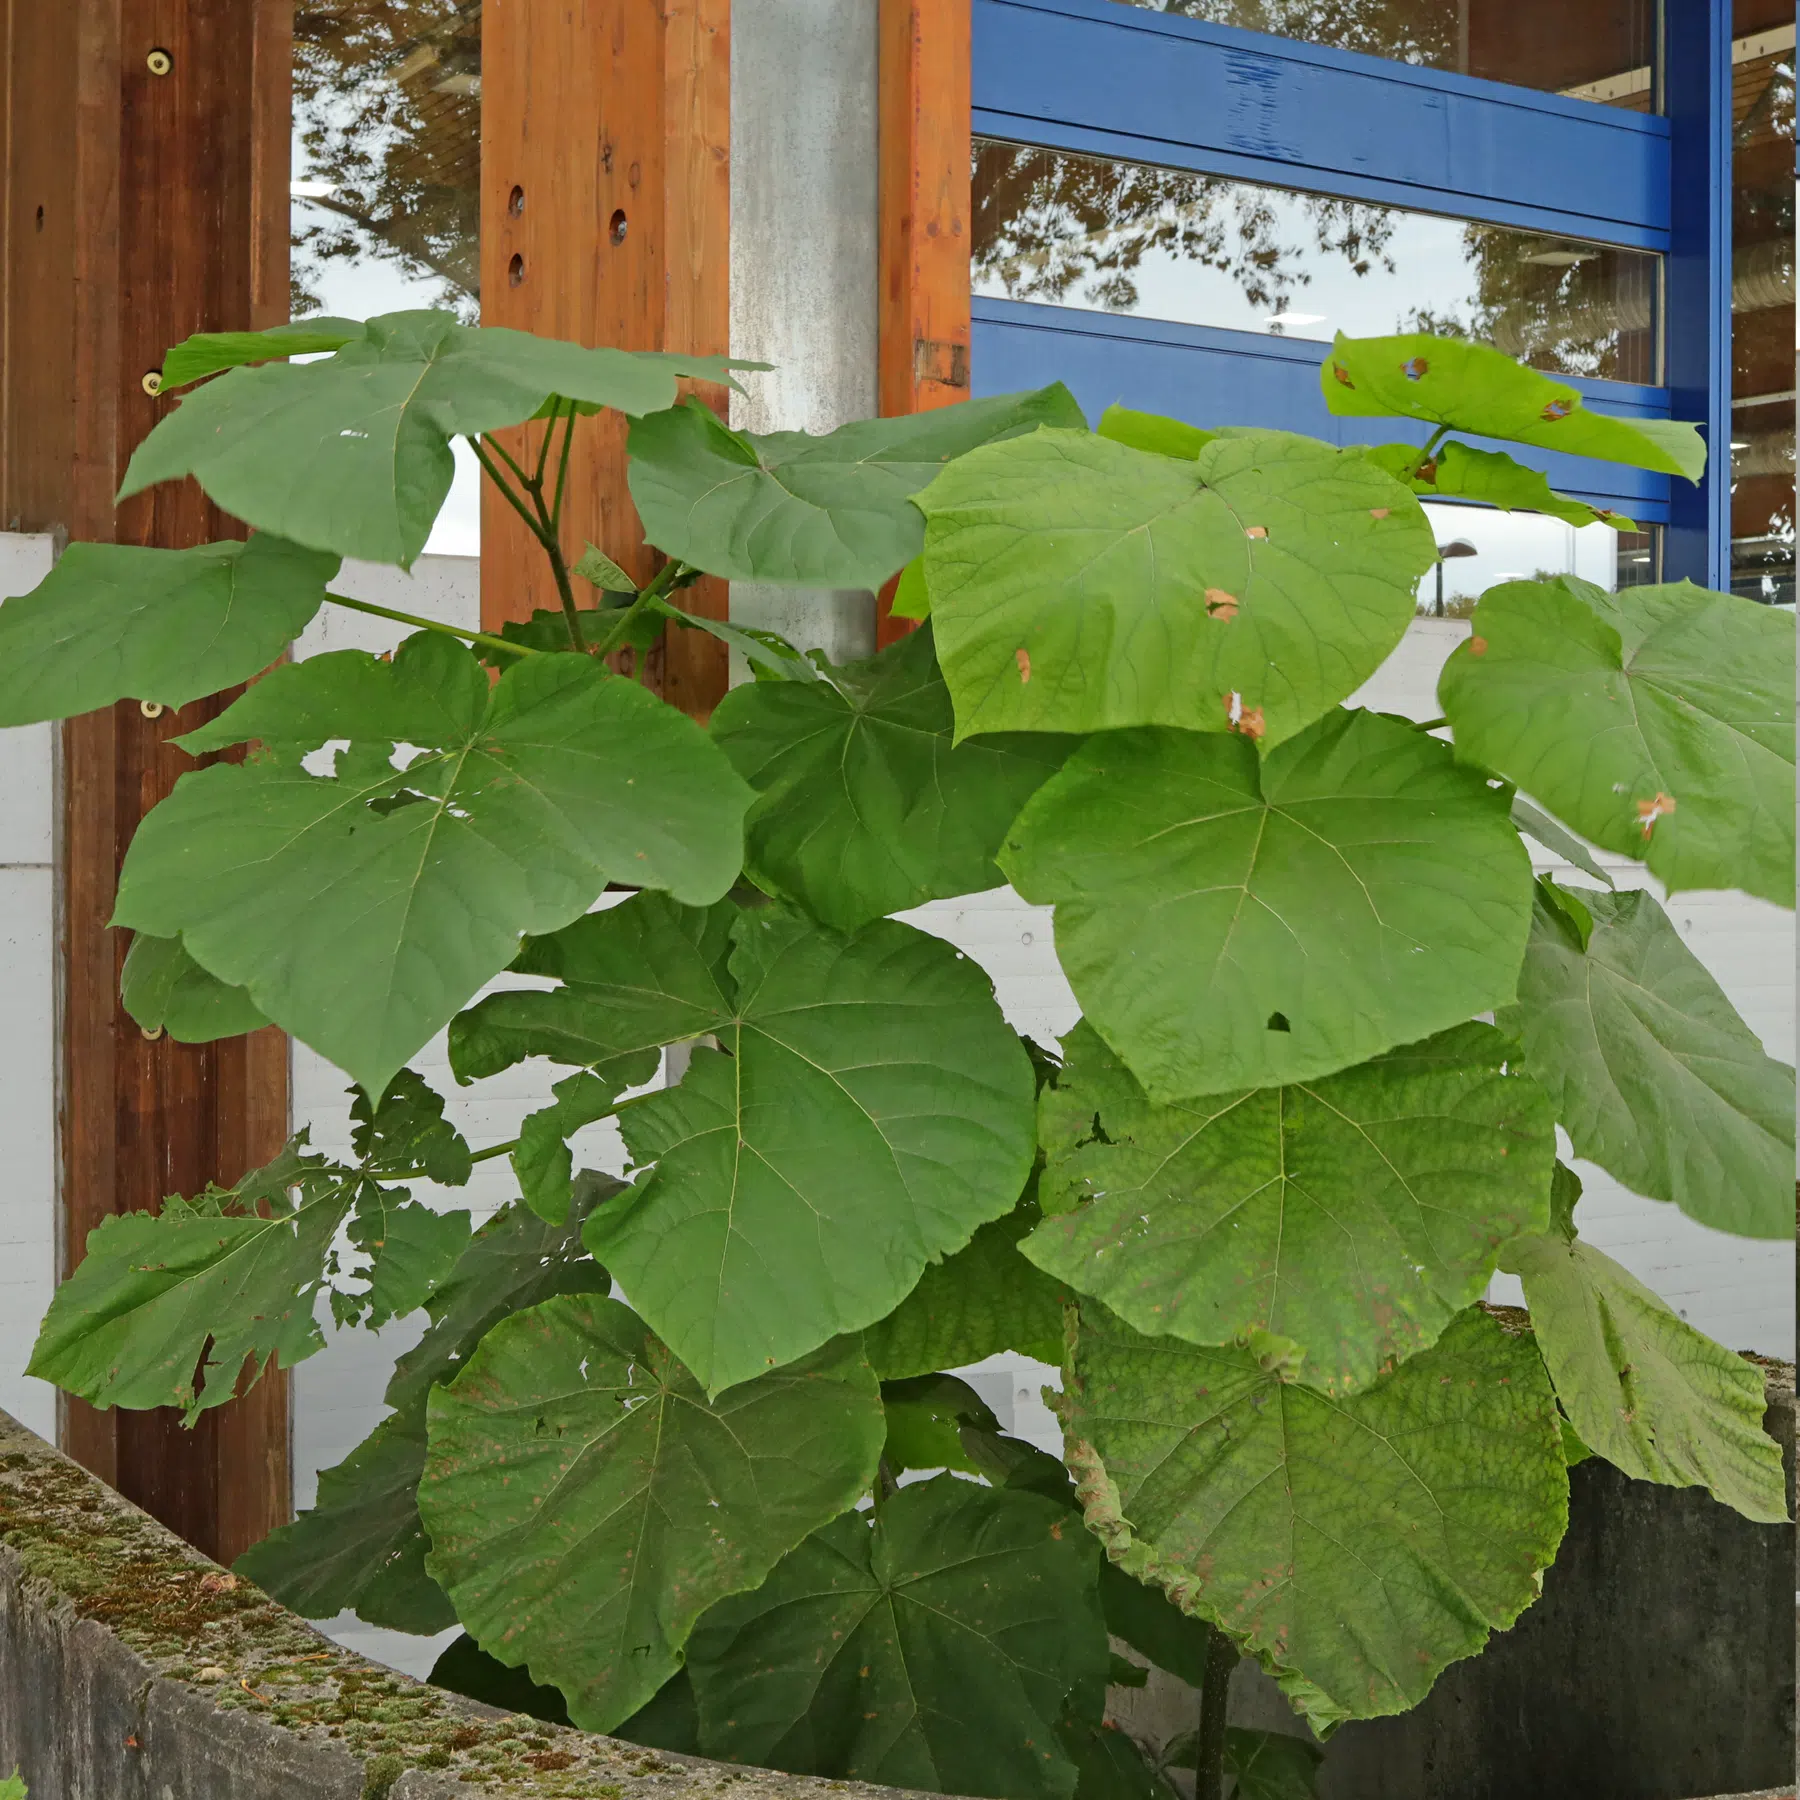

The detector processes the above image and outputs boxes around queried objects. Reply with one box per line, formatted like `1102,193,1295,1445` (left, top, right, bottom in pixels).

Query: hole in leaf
1266,1012,1291,1033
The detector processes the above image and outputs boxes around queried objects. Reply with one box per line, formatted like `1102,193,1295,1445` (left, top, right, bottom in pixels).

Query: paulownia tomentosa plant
19,311,1794,1800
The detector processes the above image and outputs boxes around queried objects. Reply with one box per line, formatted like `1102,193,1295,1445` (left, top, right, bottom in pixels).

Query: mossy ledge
0,1406,932,1800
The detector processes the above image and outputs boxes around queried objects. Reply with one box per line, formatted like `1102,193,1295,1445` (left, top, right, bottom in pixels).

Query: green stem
469,436,552,546
531,401,560,489
1194,1624,1237,1800
471,428,585,647
1416,424,1452,469
549,400,580,536
588,559,688,661
322,591,535,660
468,1139,520,1166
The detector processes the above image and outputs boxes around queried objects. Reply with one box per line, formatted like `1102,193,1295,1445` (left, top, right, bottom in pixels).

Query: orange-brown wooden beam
877,0,973,646
0,0,293,1564
480,0,732,721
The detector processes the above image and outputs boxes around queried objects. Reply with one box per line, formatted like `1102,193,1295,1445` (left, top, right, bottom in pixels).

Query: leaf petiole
322,591,537,660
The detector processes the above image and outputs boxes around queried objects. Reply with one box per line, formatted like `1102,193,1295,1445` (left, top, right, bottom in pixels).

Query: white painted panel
0,534,57,865
296,554,480,658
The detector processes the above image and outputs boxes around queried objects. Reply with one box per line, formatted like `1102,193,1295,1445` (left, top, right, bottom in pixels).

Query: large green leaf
159,318,368,388
340,1193,472,1330
881,1372,1006,1477
1001,709,1533,1098
1499,1169,1787,1522
27,1141,354,1420
1061,1304,1567,1731
455,893,1038,1395
1030,1021,1554,1395
236,1189,613,1631
0,535,335,726
1365,441,1637,530
626,385,1086,589
711,624,1073,931
121,311,753,566
916,427,1435,746
1321,333,1705,479
511,1071,621,1225
111,632,750,1096
1498,883,1795,1238
685,1476,1110,1800
1439,577,1795,905
862,1181,1069,1379
418,1293,883,1731
120,933,270,1043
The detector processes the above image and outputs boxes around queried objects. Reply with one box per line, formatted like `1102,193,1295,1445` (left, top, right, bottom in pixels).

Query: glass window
1729,6,1795,609
292,3,482,324
1097,0,1660,111
1416,505,1657,615
973,141,1662,384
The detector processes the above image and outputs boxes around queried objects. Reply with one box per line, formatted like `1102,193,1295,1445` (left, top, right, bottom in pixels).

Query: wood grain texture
481,0,732,719
877,0,971,645
1,0,292,1565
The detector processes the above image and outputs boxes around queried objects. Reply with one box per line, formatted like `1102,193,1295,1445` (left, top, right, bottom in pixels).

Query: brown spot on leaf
1244,525,1268,539
1015,647,1031,683
1369,506,1390,520
1469,636,1487,656
1415,456,1439,483
1050,1520,1064,1539
1234,707,1265,740
1636,793,1676,834
1204,588,1239,620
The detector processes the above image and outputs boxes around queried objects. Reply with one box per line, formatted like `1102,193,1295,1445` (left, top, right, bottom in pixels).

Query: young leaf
571,543,638,593
1321,333,1705,479
685,1477,1111,1800
0,535,335,726
26,1140,354,1420
1001,709,1533,1099
590,904,1039,1394
159,318,368,388
1364,440,1638,530
350,1067,474,1186
626,385,1087,589
0,1770,25,1800
1498,886,1795,1239
1062,1721,1176,1800
121,310,756,567
1499,1173,1788,1522
120,932,270,1043
1060,1303,1568,1732
235,1190,613,1631
1096,404,1217,460
1029,1020,1554,1396
482,601,664,660
862,1183,1069,1379
710,624,1074,932
1224,1731,1323,1800
111,633,751,1097
1439,578,1796,906
418,1293,884,1732
1509,795,1614,888
457,893,1036,1393
917,427,1435,747
512,1070,619,1225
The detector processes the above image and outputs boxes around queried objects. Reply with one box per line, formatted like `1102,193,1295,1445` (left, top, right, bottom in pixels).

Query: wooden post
0,0,293,1564
876,0,972,646
480,0,733,721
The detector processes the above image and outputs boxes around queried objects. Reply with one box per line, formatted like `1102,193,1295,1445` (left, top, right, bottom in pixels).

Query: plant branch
588,559,689,661
531,400,560,489
468,1139,520,1166
1417,423,1453,469
322,590,535,659
549,399,580,535
1193,1624,1237,1800
469,435,550,544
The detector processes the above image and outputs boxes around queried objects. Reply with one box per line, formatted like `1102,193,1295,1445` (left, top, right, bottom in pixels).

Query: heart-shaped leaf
235,1189,614,1632
1439,578,1795,905
111,633,750,1096
1498,883,1794,1238
1500,1169,1787,1522
1001,709,1533,1098
1322,333,1704,479
1365,441,1637,530
1029,1021,1554,1394
711,624,1073,931
121,310,755,566
917,427,1435,746
685,1476,1110,1800
626,385,1086,589
1060,1303,1567,1731
418,1293,884,1730
453,895,1036,1394
0,535,336,725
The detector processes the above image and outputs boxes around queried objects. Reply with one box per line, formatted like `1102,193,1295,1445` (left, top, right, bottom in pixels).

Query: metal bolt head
139,699,164,718
141,370,163,396
146,48,173,75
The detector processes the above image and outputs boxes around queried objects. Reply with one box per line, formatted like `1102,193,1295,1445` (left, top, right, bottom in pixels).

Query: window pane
1729,6,1795,608
973,141,1661,384
1416,506,1657,616
292,3,482,323
1099,0,1659,111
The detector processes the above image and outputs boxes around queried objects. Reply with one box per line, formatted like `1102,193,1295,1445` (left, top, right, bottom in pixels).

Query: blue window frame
970,0,1735,587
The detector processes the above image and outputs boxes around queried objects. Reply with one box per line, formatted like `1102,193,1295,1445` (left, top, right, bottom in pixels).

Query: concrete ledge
0,1408,914,1800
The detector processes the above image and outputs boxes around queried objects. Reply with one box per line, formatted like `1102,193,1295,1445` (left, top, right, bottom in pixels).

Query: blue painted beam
974,0,1671,248
973,297,1674,521
1661,0,1732,589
